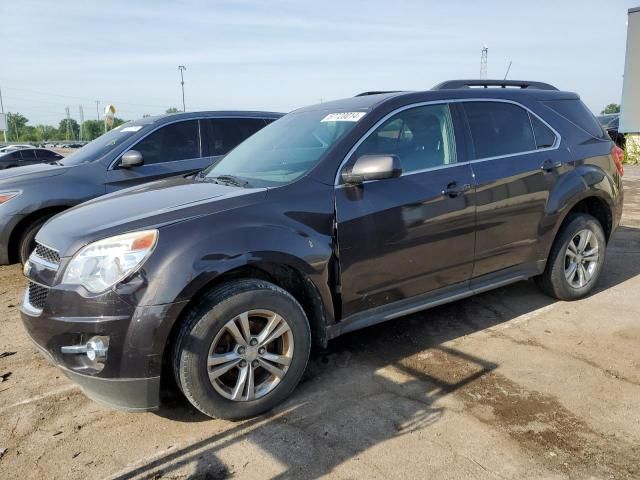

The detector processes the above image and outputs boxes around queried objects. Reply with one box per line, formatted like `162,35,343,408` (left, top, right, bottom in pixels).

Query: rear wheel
173,279,311,420
536,214,606,300
18,216,49,264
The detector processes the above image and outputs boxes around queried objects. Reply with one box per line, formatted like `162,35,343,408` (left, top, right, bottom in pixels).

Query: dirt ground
1,168,639,480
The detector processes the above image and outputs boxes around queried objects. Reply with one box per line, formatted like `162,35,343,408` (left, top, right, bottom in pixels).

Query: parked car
0,111,282,264
0,148,64,170
0,144,32,153
597,113,625,149
20,80,623,419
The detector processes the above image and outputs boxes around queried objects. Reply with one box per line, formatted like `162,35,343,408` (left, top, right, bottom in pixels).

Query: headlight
62,230,158,293
0,191,21,204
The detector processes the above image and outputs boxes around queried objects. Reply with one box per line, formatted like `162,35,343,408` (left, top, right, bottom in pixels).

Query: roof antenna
503,61,512,80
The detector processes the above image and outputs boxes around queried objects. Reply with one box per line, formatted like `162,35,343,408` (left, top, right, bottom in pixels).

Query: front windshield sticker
120,126,143,132
321,112,366,122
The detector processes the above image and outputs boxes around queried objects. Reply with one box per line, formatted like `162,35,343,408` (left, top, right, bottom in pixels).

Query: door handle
441,182,471,197
540,159,562,172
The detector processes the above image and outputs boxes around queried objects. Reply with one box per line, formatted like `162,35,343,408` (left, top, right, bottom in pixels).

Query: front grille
34,243,60,265
28,282,49,310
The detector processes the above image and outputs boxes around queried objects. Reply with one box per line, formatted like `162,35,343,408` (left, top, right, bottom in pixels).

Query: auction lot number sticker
321,112,366,122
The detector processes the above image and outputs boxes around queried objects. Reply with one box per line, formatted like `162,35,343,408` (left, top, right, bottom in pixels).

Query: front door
105,119,211,191
336,103,476,318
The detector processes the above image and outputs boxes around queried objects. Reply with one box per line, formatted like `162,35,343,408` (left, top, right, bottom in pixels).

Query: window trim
335,98,561,186
107,115,279,171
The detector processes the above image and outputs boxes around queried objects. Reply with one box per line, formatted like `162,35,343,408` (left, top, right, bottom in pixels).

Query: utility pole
0,85,7,143
65,107,71,140
178,65,187,112
480,45,488,79
96,100,100,120
79,105,84,141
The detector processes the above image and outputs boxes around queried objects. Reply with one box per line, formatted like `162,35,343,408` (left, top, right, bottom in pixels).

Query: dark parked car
0,148,64,170
0,111,282,264
21,80,624,419
597,113,625,149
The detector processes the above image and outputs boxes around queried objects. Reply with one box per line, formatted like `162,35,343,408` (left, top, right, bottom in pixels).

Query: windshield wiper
210,174,250,187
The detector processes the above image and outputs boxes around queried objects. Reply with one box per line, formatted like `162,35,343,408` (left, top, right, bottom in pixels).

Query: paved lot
1,168,639,479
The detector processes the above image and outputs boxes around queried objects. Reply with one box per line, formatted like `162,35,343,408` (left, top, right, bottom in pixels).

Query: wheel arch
7,205,71,263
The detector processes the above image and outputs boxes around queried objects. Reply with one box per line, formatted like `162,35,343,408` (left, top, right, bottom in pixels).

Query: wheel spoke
257,313,284,345
209,358,241,380
225,319,248,347
231,365,249,400
260,351,291,366
258,358,285,378
565,261,578,282
246,364,255,401
577,230,592,252
577,264,587,287
261,322,291,347
583,246,599,258
565,248,576,259
567,240,579,255
208,351,241,367
237,312,252,344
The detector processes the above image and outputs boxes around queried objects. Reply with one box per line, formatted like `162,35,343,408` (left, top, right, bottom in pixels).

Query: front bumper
21,288,188,411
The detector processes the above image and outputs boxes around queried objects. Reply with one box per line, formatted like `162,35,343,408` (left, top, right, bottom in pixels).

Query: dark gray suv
0,111,282,264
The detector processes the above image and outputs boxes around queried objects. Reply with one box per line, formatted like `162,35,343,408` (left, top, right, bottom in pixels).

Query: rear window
543,100,606,139
462,102,536,159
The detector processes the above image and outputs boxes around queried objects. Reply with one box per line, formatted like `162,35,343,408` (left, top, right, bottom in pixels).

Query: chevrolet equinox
21,80,624,419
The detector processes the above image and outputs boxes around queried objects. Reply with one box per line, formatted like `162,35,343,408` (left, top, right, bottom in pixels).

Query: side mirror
341,154,402,185
119,150,144,168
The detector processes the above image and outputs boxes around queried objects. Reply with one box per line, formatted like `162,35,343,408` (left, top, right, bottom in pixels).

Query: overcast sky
0,0,636,125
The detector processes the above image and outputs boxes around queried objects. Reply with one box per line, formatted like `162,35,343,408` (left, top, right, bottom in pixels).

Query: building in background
620,7,640,157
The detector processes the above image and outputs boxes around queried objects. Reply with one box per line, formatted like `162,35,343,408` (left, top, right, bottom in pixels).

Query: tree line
3,107,180,143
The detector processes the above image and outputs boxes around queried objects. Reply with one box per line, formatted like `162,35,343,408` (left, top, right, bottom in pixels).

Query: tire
18,216,49,264
173,279,311,420
535,213,606,300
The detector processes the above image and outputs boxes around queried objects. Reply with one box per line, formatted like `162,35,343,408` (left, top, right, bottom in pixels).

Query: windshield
204,109,366,187
59,122,149,166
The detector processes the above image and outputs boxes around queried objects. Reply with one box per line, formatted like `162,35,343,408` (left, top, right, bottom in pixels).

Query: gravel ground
1,167,639,479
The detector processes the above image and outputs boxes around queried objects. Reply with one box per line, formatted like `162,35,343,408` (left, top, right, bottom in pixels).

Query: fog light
61,336,109,361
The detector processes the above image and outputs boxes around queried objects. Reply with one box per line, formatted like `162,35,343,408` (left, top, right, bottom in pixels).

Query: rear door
460,100,563,280
105,119,208,191
18,149,39,166
336,102,476,318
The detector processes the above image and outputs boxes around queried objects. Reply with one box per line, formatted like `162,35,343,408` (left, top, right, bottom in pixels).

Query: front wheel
173,279,311,419
19,216,50,264
536,213,606,300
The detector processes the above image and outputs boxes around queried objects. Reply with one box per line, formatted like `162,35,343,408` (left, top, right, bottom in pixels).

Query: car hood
37,175,267,256
0,162,68,188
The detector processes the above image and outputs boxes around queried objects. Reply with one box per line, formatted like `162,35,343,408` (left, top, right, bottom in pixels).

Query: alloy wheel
207,309,294,401
564,229,599,289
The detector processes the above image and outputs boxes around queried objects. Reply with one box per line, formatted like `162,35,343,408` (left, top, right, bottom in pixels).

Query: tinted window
205,118,266,156
530,115,557,149
35,149,61,160
463,102,535,159
1,151,21,161
354,103,456,173
544,100,606,139
19,149,37,161
133,120,200,165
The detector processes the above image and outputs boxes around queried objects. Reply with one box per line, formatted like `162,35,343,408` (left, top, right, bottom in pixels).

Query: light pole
178,65,186,112
0,85,7,143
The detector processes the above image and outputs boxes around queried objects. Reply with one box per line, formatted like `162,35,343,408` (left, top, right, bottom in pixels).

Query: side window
205,118,266,156
354,104,456,173
530,114,557,149
19,150,37,161
36,150,60,160
3,151,21,161
463,102,536,159
133,120,200,165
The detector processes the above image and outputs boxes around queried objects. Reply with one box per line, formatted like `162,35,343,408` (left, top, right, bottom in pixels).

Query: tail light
611,145,624,176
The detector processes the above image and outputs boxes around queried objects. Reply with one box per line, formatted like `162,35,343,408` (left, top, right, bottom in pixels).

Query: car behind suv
0,111,282,264
21,80,624,419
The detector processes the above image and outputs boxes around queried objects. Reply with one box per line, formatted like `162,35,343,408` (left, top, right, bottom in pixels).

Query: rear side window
3,151,21,161
19,150,37,161
204,118,266,156
35,150,61,160
543,100,606,139
462,102,536,159
530,115,557,149
133,120,200,165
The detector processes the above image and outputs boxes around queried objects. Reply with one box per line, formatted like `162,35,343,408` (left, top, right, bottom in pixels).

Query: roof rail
355,91,405,97
432,79,558,91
